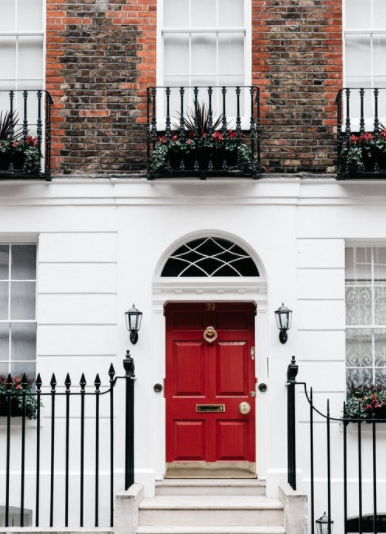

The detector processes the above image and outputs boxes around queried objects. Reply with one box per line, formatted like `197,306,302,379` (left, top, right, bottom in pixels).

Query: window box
346,384,386,421
0,376,41,421
340,130,386,176
152,131,255,175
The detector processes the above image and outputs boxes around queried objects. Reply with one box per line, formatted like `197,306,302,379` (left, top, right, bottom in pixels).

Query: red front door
165,302,256,473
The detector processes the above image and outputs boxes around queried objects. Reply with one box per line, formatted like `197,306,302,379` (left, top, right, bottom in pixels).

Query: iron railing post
287,356,298,490
123,351,135,490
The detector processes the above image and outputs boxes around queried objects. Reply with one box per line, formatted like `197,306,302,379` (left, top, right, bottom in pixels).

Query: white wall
0,177,385,530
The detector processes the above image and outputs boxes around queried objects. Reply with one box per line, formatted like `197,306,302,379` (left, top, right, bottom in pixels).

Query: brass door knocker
203,326,218,343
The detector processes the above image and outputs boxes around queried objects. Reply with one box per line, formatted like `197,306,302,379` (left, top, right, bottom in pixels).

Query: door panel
174,420,206,460
173,341,205,396
217,421,248,460
216,342,247,396
165,301,256,471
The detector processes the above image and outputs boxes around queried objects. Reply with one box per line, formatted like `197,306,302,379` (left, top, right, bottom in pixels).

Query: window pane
0,0,15,31
375,329,386,366
11,323,36,361
375,368,386,387
162,78,190,118
10,282,35,320
346,328,373,367
0,323,9,362
345,35,371,78
164,34,189,76
219,0,244,27
11,245,36,280
11,362,35,378
192,34,216,75
373,35,386,77
18,37,44,80
345,247,372,282
0,37,16,81
163,0,189,28
375,286,386,325
345,0,371,30
0,363,9,376
374,0,386,29
219,34,244,75
0,246,9,280
347,367,372,387
346,285,372,325
191,0,216,27
374,247,386,282
218,77,245,117
0,282,9,320
17,0,43,31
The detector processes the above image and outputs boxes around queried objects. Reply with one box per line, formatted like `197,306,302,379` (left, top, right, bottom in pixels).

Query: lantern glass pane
280,311,289,330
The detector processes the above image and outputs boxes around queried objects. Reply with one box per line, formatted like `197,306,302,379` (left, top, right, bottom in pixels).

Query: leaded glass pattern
161,237,259,277
0,243,37,377
346,247,386,387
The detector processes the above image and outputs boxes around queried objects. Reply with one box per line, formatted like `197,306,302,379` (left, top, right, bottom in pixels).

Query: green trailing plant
0,374,42,420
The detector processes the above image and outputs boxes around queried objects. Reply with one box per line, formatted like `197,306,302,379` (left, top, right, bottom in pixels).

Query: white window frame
0,0,46,91
0,241,38,378
156,0,252,127
345,246,386,388
343,0,386,130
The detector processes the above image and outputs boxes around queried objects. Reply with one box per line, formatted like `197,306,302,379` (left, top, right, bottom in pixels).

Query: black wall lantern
275,303,292,344
316,512,334,534
125,304,143,345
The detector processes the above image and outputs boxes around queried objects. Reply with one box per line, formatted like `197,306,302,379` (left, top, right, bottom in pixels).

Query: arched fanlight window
161,237,259,278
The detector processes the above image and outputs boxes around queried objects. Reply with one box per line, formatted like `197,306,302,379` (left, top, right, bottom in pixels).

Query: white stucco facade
1,175,386,530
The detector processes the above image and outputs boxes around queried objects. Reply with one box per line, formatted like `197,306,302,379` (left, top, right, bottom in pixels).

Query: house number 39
205,303,215,310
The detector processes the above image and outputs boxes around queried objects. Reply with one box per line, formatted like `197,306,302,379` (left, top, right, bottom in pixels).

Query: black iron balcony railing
146,86,261,179
0,90,53,181
336,87,386,179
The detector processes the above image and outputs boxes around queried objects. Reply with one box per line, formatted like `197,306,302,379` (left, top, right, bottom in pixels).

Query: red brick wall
252,0,343,172
46,0,342,175
46,0,156,174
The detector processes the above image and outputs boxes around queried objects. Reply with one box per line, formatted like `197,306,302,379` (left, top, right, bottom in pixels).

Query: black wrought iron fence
336,87,386,178
146,86,261,179
0,353,135,528
0,90,53,180
287,356,386,534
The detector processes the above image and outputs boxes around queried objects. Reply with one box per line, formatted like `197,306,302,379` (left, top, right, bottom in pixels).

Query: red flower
372,394,377,401
375,402,380,409
16,385,21,390
366,404,372,410
359,132,374,143
212,131,223,143
172,135,179,141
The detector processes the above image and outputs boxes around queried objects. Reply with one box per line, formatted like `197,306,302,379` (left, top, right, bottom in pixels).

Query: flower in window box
341,129,386,174
0,375,42,420
346,383,386,420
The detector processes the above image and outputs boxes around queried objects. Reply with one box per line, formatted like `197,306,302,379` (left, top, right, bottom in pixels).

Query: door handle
239,401,251,415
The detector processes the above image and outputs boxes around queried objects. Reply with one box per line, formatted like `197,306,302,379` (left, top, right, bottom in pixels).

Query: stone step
137,527,285,534
155,479,266,496
0,530,113,534
139,496,284,528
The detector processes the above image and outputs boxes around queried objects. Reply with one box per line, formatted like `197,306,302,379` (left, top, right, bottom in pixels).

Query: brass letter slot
196,404,225,413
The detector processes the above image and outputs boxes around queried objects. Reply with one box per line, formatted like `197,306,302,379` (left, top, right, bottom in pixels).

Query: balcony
0,90,53,181
336,88,386,179
146,86,261,180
